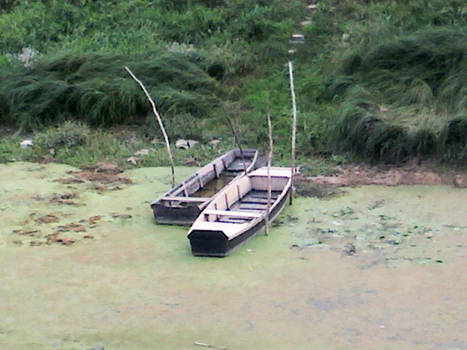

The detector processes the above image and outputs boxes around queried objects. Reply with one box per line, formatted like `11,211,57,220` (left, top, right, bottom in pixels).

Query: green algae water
0,162,466,349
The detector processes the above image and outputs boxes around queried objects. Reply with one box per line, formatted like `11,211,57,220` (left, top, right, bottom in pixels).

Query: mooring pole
125,66,175,187
265,110,273,236
288,61,297,205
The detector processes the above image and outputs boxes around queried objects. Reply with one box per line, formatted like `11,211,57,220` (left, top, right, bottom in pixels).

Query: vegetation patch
0,0,466,165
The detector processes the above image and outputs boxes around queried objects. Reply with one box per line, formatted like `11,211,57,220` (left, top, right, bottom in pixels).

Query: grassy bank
0,0,465,165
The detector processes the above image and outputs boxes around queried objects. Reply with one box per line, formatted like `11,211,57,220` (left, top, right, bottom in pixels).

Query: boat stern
151,202,202,226
188,229,229,257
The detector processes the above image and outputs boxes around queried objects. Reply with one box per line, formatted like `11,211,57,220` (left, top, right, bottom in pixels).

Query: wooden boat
188,167,292,257
151,148,258,225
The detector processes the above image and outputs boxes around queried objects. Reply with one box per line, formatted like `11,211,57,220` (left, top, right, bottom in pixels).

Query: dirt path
301,162,466,187
0,162,466,349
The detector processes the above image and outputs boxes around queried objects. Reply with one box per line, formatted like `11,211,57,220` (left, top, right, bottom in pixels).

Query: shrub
35,121,90,149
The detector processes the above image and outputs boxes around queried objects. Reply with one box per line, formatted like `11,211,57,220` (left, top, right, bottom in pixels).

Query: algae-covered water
0,162,466,349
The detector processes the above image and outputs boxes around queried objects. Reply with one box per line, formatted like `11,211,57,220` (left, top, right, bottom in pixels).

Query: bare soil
301,161,466,188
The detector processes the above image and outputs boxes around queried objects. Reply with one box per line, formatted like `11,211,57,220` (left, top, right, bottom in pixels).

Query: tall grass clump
0,50,222,137
329,28,466,162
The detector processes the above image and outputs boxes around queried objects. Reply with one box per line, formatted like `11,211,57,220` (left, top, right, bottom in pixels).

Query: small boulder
20,139,33,148
175,139,199,150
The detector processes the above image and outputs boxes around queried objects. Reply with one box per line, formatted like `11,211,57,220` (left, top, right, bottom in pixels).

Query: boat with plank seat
188,167,292,256
151,148,258,225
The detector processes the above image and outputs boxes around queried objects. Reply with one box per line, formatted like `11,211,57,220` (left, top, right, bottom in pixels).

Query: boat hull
189,187,291,257
151,149,258,225
152,204,203,226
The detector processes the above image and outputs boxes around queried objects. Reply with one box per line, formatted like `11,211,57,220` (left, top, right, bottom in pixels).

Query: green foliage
0,51,221,134
327,28,466,162
35,121,90,149
0,0,466,165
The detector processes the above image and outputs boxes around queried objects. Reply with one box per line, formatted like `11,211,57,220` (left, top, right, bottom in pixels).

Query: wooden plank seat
203,209,262,219
237,203,267,209
240,198,275,204
160,196,211,202
248,194,279,200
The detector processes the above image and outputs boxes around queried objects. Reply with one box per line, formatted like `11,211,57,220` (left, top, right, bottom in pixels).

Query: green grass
0,0,466,165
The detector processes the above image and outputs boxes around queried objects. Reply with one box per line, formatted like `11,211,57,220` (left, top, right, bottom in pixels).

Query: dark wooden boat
151,148,258,225
188,167,292,257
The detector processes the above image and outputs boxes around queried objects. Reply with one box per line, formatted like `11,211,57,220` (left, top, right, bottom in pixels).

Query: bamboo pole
265,110,273,236
125,66,175,187
288,61,297,205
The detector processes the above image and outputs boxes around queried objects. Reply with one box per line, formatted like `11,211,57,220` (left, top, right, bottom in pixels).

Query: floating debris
35,214,60,224
343,243,357,256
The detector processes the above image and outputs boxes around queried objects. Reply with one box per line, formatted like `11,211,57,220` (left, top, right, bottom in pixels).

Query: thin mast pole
125,66,175,187
288,61,297,205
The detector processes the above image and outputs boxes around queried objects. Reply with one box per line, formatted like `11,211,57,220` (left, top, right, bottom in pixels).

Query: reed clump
330,28,466,163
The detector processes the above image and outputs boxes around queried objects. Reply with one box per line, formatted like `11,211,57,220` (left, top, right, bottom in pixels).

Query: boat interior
156,149,257,207
201,171,290,224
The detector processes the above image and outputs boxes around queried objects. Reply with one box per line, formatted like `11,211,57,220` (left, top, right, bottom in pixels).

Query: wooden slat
241,199,274,204
160,196,210,202
203,210,262,219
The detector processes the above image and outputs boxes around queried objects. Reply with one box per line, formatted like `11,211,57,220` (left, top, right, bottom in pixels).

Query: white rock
209,139,221,145
175,139,199,150
126,156,138,165
20,140,33,148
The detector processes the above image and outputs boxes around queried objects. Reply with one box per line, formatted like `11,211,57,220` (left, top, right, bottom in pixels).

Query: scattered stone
209,139,221,145
89,216,102,224
72,225,87,232
35,214,59,224
50,192,81,206
343,243,356,256
9,47,39,67
20,139,33,148
56,237,76,246
93,162,122,175
126,156,138,165
290,33,305,44
46,233,59,245
13,229,39,236
176,139,199,149
307,4,318,13
55,177,85,184
453,175,466,188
